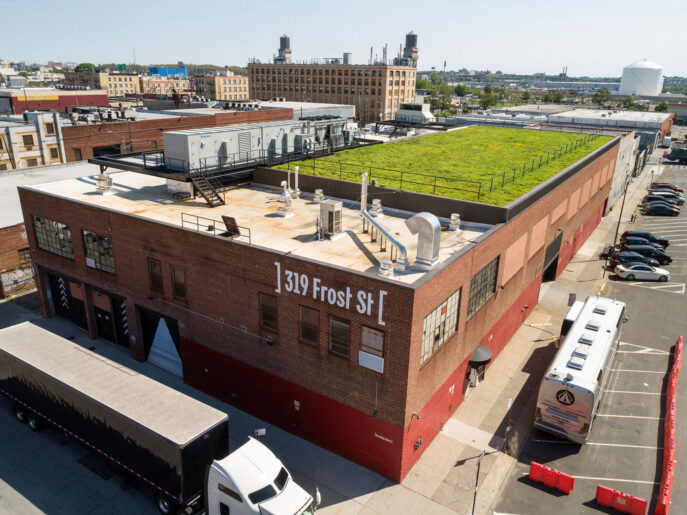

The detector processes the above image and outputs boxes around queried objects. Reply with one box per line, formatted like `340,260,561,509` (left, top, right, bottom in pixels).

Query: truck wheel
27,414,42,432
155,493,177,515
13,404,26,423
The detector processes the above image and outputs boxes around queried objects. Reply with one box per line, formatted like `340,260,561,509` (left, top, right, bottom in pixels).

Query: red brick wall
10,93,109,115
0,223,28,272
60,108,294,161
398,140,619,478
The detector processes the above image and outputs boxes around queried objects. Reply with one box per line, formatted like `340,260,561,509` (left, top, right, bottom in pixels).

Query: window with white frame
421,289,461,364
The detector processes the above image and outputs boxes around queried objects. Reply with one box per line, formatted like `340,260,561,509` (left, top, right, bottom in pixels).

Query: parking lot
494,163,686,514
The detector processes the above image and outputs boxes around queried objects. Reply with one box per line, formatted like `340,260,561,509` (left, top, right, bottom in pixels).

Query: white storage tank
619,60,664,96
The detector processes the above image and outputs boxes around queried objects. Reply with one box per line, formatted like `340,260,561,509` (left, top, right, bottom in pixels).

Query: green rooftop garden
274,126,612,206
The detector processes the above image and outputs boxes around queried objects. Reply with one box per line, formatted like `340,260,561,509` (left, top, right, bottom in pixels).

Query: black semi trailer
0,322,229,511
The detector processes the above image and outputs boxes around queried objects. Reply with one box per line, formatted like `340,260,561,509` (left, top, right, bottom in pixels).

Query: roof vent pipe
405,212,441,269
360,173,408,271
313,188,324,203
291,166,300,199
448,213,461,231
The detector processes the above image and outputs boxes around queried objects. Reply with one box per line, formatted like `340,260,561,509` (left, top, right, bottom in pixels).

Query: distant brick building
0,88,108,115
192,74,249,101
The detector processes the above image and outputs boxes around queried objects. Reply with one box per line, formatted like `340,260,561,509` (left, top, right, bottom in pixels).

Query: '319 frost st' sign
274,262,387,326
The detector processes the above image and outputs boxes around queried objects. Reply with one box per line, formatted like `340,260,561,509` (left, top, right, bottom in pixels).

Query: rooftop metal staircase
190,172,225,207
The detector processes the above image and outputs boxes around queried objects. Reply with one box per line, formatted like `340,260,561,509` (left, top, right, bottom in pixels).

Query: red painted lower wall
398,271,543,479
181,339,405,480
557,202,605,277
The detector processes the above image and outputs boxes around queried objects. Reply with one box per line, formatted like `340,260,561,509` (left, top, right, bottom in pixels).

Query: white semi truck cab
206,438,317,515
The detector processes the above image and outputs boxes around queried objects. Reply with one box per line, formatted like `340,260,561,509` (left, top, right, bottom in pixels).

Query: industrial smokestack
369,47,373,65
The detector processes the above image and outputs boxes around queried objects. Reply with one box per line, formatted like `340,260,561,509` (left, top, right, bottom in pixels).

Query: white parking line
596,413,664,420
609,368,665,373
619,342,670,354
588,442,662,449
622,282,685,294
571,475,659,484
602,390,663,395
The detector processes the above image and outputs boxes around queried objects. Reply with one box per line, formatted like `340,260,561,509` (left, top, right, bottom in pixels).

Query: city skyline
2,0,686,77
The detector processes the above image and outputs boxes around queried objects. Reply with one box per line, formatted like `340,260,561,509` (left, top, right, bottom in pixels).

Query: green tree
430,72,444,86
655,101,670,113
542,92,553,103
483,84,493,94
416,78,431,90
592,88,612,106
479,92,498,109
552,90,565,104
75,62,96,72
18,71,29,78
454,84,468,96
521,91,532,101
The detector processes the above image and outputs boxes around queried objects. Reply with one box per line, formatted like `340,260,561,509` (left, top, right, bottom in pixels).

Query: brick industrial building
249,33,418,123
19,127,620,482
64,71,141,97
0,88,109,115
192,74,249,101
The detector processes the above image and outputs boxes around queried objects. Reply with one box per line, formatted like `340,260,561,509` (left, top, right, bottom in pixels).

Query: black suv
621,244,672,265
621,231,669,248
621,236,664,249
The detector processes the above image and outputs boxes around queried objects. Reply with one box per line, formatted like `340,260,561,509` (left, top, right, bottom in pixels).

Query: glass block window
18,248,32,268
32,215,73,259
82,231,115,274
468,257,500,318
421,289,461,364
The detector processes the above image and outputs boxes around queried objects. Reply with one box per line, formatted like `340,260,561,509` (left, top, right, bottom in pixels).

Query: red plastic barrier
596,484,648,515
655,336,682,515
528,461,574,494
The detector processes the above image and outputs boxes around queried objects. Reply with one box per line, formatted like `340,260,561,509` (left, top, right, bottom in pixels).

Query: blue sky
3,0,685,76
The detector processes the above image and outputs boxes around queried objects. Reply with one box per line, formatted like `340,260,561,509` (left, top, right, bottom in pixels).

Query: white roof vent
593,305,607,315
567,356,586,370
585,319,601,331
572,345,590,359
579,332,595,345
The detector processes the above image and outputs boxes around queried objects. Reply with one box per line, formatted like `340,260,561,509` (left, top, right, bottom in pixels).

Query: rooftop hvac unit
320,200,343,238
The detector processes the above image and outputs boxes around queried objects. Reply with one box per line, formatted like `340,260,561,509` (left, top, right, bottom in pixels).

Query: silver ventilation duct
405,212,441,269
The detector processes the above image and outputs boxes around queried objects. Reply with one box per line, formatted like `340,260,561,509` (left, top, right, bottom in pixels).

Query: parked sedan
651,182,684,193
615,263,670,282
644,194,681,206
649,191,685,205
609,251,660,267
621,230,670,248
643,202,681,216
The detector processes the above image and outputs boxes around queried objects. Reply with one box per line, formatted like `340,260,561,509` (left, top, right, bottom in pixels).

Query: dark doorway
137,306,180,358
543,256,559,282
542,233,563,283
92,144,121,157
95,307,115,343
48,273,88,330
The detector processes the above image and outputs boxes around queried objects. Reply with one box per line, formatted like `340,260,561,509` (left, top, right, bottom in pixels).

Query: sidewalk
0,162,660,515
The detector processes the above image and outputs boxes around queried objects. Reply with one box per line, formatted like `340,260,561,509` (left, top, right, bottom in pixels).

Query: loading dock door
48,274,88,331
138,306,182,376
95,308,115,343
543,233,563,282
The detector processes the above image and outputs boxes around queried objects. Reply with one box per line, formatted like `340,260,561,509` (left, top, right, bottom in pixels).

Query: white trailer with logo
534,296,628,443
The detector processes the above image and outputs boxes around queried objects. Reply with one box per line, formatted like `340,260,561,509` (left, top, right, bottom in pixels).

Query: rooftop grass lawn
275,126,612,206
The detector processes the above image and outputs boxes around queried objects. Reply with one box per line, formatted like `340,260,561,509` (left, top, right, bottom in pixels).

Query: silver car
615,263,670,281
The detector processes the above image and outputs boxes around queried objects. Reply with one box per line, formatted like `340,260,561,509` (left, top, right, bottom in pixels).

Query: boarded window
361,326,384,358
18,248,32,268
172,266,186,300
74,148,82,161
329,316,350,358
299,305,318,346
260,293,277,332
148,258,163,293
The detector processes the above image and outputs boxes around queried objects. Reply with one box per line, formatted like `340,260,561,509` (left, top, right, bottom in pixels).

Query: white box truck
0,322,319,515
